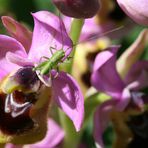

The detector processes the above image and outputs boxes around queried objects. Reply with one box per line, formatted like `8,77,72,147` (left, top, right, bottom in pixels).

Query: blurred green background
0,0,55,29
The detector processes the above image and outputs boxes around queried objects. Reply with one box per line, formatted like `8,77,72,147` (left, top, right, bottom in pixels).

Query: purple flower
117,0,148,26
0,11,84,143
91,46,148,147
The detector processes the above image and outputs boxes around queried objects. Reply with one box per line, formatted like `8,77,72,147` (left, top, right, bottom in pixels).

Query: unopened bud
52,0,100,18
117,0,148,26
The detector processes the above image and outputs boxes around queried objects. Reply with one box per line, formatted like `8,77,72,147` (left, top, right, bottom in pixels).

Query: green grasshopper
34,14,70,75
33,23,122,75
34,49,65,75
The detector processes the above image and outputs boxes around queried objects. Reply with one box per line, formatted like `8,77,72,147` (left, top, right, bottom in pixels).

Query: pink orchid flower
0,11,84,143
91,46,148,147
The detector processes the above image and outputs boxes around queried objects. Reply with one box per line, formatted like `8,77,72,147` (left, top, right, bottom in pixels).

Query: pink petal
28,119,64,148
6,52,33,67
2,16,32,52
94,99,117,148
0,35,27,80
115,88,131,111
28,11,72,63
117,0,148,26
91,46,125,98
52,71,84,131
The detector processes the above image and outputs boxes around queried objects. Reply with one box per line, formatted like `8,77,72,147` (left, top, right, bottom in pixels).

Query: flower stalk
59,18,84,148
59,110,82,148
66,18,84,73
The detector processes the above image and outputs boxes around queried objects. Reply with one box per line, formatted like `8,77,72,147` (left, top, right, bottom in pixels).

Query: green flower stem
59,110,82,148
67,18,84,73
59,18,84,148
84,91,110,125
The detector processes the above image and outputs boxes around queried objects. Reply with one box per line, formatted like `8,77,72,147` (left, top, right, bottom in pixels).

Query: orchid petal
91,46,125,98
2,16,32,52
0,35,27,80
131,92,144,108
94,99,117,148
125,61,148,90
115,88,131,111
6,52,33,67
52,71,84,131
117,29,148,78
5,144,22,148
28,11,72,63
117,0,148,26
28,119,64,148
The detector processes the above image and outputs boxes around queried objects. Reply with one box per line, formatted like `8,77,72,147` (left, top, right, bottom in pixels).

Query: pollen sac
52,0,100,18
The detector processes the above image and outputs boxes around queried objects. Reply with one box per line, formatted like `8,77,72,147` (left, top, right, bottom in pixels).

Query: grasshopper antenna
72,25,124,47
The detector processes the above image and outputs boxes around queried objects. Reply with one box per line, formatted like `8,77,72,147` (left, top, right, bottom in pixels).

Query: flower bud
117,0,148,26
117,29,148,78
52,0,100,18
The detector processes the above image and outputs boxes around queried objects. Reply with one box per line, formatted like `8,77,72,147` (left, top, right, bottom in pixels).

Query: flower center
14,66,40,90
0,91,37,135
1,66,41,94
